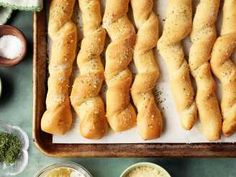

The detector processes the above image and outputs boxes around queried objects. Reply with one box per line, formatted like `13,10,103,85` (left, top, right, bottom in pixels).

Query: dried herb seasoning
0,132,22,165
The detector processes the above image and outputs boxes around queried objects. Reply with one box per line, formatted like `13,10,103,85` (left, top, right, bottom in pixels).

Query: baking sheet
53,0,236,144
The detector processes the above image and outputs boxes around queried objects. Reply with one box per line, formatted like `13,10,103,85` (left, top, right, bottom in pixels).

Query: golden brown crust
48,0,76,36
189,0,222,140
130,0,163,140
158,0,197,130
41,0,77,135
211,0,236,137
70,0,108,139
103,0,137,132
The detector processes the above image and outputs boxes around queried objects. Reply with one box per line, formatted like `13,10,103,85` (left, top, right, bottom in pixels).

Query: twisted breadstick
189,0,222,140
41,0,77,135
211,0,236,137
130,0,163,140
103,0,136,132
158,0,197,130
70,0,107,139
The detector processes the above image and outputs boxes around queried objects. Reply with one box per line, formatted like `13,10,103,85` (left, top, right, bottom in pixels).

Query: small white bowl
120,162,171,177
0,121,29,176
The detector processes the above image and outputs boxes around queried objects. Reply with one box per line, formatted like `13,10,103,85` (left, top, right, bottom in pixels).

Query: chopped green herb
154,89,166,111
0,132,22,165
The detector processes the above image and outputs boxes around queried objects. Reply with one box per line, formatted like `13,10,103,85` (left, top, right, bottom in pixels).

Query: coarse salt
0,35,22,59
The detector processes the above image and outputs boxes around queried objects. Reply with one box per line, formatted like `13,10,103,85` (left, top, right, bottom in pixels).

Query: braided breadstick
41,0,77,135
70,0,107,139
103,0,136,132
158,0,197,130
211,0,236,137
189,0,222,140
130,0,163,140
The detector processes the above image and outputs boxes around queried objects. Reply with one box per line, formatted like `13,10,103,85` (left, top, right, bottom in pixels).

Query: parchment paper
53,0,236,144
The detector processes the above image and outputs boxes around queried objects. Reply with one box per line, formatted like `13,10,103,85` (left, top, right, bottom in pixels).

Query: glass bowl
0,121,29,176
35,162,93,177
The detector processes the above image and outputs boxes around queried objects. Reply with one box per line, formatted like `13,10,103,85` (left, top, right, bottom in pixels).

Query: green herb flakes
0,132,22,165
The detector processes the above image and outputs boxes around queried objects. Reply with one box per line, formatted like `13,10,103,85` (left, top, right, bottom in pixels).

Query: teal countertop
1,11,236,177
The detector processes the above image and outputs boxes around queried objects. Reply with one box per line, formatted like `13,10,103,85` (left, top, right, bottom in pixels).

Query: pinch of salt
0,35,23,59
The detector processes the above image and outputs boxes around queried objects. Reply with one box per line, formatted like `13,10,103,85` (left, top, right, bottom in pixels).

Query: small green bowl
120,162,171,177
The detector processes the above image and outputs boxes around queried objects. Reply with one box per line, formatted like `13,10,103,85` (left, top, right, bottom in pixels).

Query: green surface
0,11,236,177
